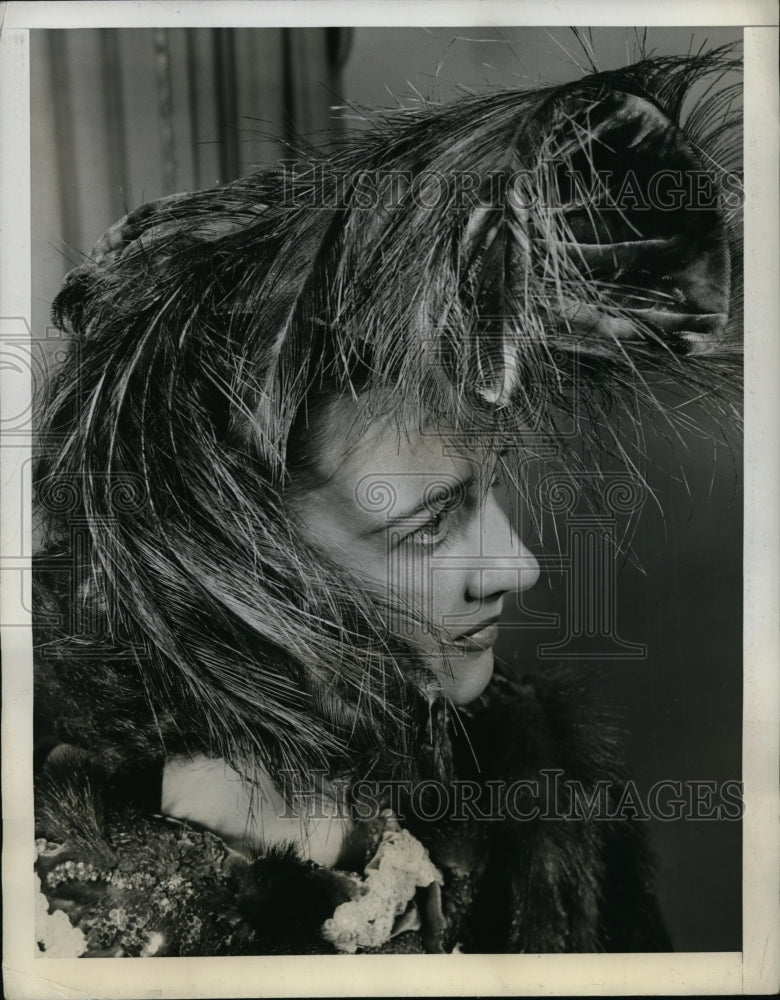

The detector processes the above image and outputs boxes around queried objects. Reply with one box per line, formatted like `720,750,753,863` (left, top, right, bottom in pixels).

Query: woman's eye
407,508,450,546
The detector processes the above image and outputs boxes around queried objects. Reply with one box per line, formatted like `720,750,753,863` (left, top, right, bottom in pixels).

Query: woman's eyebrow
364,472,476,535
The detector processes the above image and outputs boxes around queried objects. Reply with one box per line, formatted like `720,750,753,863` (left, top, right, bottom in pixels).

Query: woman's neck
161,754,355,868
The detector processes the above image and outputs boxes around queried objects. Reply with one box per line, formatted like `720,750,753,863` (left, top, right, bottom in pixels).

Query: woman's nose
465,492,540,604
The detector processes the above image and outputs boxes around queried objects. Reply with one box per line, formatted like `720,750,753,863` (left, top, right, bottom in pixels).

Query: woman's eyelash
406,507,451,545
403,472,502,547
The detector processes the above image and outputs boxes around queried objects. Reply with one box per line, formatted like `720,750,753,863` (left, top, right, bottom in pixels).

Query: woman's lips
449,618,501,653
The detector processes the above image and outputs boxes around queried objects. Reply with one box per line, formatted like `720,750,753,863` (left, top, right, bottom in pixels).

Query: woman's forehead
312,393,489,485
292,394,494,541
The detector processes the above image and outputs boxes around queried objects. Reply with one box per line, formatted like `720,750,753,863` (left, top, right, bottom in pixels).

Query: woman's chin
436,648,495,705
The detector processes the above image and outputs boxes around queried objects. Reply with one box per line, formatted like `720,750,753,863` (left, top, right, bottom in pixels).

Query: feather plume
35,48,742,788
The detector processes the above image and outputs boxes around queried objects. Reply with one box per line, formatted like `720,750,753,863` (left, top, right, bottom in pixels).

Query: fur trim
35,672,669,955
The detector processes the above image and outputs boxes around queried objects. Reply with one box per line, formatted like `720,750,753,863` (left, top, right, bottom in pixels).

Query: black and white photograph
1,2,778,997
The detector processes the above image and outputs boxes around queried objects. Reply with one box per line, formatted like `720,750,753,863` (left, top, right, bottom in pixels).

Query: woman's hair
34,48,743,787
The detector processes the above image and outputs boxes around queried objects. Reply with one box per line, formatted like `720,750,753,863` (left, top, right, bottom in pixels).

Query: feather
36,49,742,789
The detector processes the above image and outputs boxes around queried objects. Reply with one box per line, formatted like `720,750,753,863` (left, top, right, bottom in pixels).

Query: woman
33,49,741,956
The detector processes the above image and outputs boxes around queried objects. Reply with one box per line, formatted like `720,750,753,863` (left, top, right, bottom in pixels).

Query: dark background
31,25,743,951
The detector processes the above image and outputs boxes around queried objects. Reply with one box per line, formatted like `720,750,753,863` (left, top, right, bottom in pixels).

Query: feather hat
35,49,742,786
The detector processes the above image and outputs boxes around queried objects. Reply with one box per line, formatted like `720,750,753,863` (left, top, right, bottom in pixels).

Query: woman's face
290,396,539,705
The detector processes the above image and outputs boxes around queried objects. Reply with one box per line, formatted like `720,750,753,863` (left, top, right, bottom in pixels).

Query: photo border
2,2,778,996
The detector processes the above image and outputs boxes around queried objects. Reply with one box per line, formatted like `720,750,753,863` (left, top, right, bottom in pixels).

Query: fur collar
35,668,670,955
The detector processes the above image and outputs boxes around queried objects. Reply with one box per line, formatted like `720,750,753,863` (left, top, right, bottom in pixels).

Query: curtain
31,27,352,339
